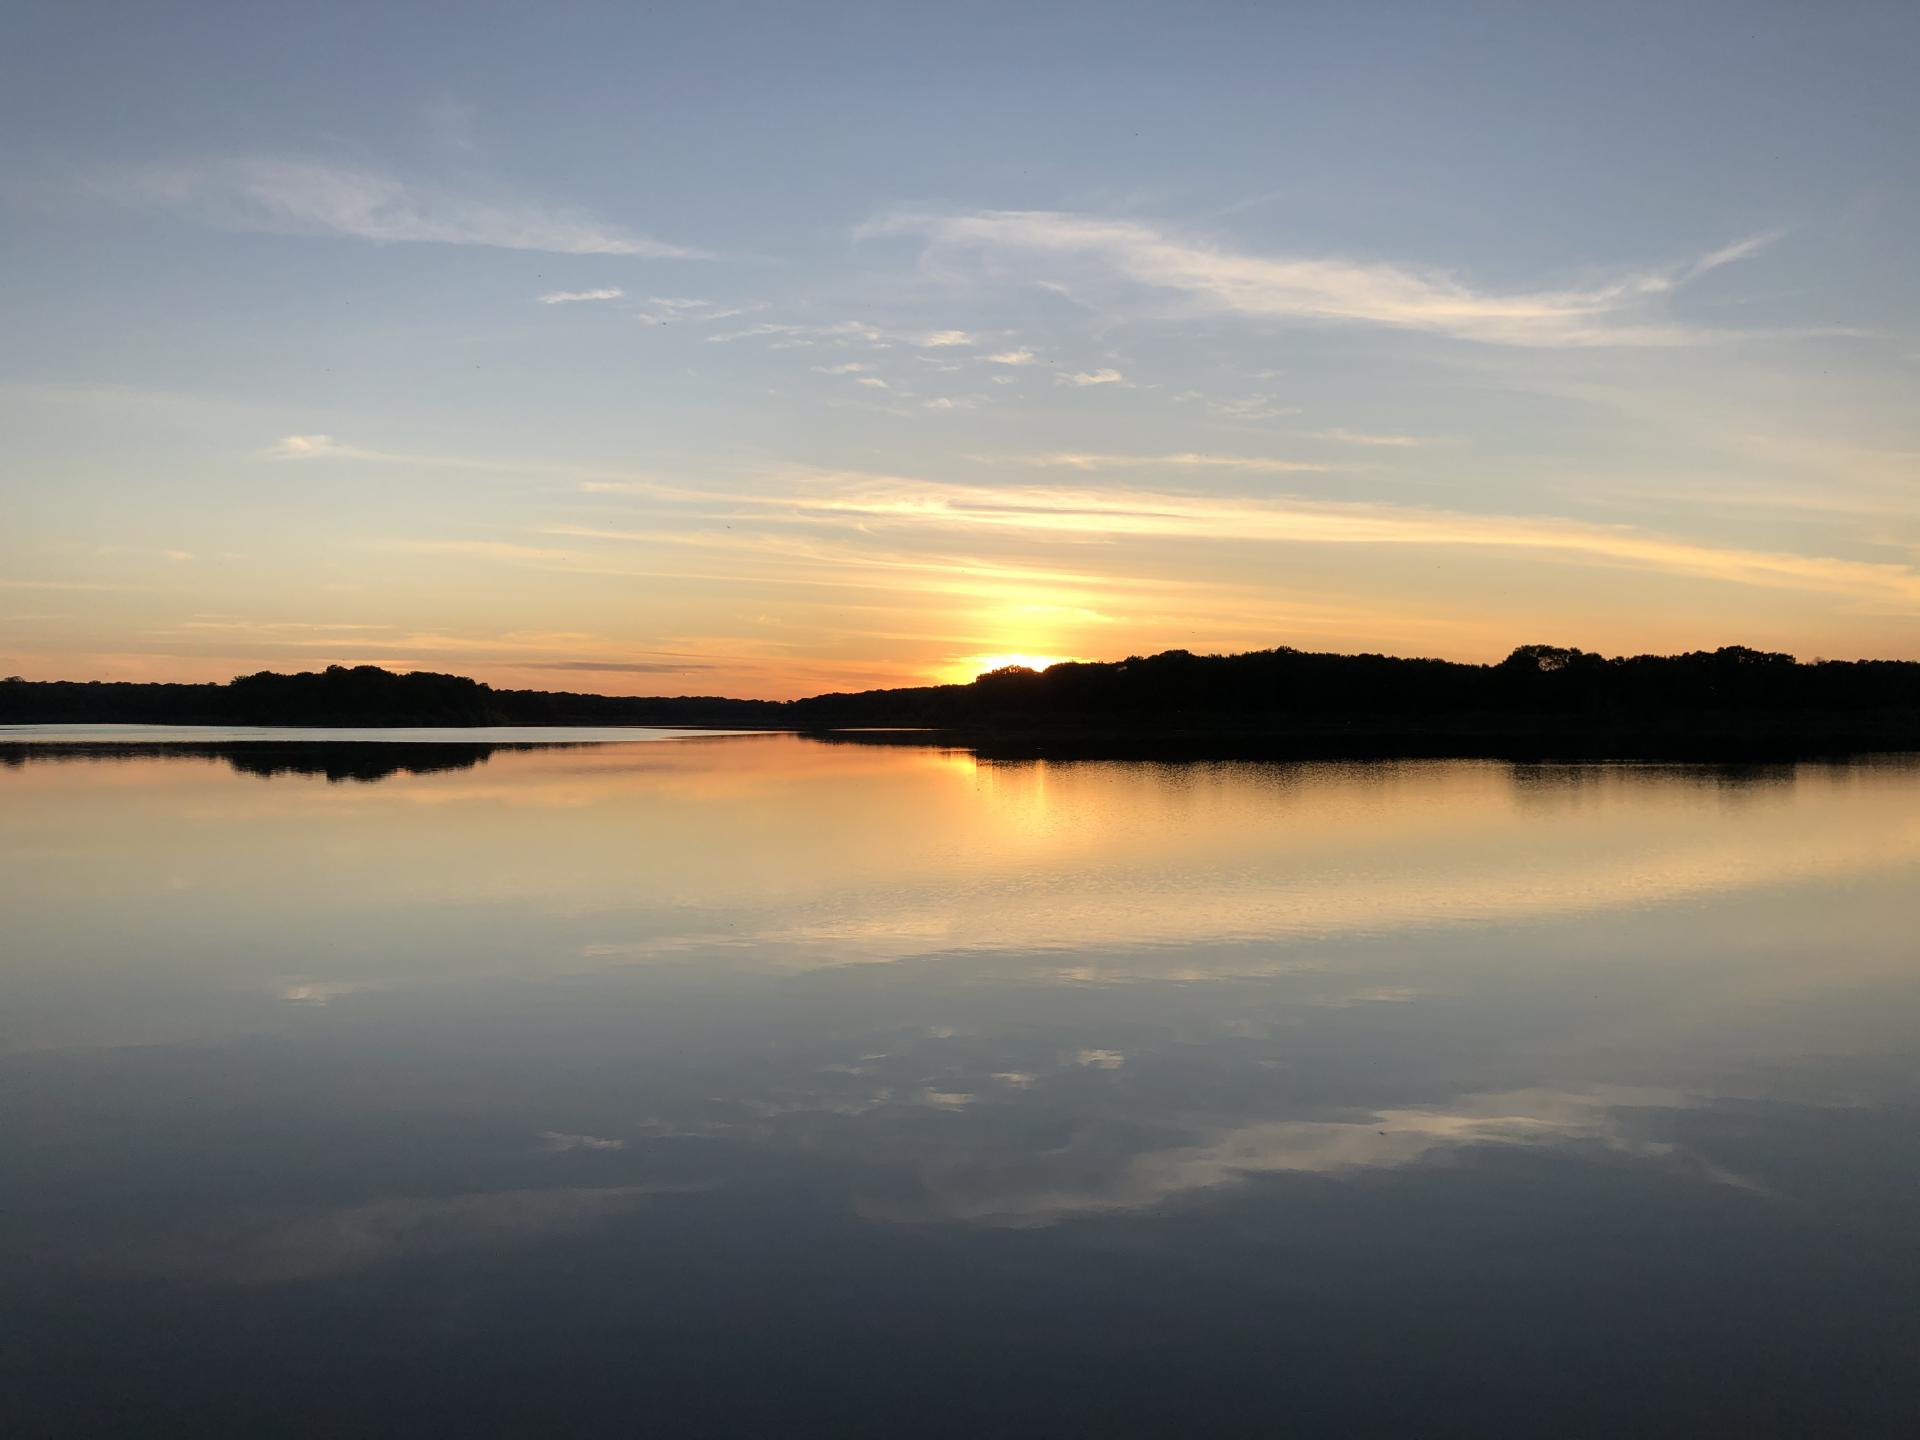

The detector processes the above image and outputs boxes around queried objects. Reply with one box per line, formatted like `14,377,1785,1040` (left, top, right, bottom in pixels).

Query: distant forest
7,644,1920,756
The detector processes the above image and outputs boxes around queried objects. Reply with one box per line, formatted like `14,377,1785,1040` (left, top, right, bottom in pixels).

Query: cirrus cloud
120,157,706,258
864,209,1784,348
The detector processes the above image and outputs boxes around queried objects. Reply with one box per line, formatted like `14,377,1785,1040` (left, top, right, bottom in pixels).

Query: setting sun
941,653,1075,684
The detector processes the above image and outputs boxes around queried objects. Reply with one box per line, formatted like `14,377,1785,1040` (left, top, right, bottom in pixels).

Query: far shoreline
7,643,1920,762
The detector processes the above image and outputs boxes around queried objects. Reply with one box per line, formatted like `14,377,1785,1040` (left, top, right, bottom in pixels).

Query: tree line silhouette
0,666,772,727
5,645,1920,755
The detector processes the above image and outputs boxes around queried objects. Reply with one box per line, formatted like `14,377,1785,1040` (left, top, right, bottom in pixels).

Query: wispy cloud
266,434,348,459
1058,368,1130,387
375,538,582,564
517,461,1920,615
521,659,713,674
764,471,1920,610
539,287,624,304
985,347,1036,365
177,619,397,635
707,319,975,349
867,210,1784,347
1179,391,1300,420
263,434,442,465
707,319,887,346
539,1131,627,1151
1309,429,1449,448
261,434,691,492
155,618,705,677
634,296,759,324
122,157,704,257
382,451,1920,614
89,544,195,563
1034,452,1335,474
1686,229,1787,279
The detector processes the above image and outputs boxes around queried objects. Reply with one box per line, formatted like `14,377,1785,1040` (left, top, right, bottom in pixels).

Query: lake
3,732,1917,1436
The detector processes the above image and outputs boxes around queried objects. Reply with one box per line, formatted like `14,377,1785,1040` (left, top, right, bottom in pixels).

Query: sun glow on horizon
941,652,1077,684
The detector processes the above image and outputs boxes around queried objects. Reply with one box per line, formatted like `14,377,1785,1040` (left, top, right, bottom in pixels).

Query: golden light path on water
4,737,1916,1049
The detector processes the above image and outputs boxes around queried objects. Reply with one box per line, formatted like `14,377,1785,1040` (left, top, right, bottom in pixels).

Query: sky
3,1,1917,698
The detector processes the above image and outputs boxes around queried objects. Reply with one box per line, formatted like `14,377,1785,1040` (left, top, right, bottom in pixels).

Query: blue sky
4,1,1917,694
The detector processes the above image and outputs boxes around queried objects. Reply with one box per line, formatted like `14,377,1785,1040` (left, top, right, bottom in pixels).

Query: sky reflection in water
2,737,1916,1436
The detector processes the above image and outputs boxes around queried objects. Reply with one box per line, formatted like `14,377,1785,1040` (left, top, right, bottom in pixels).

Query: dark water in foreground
3,734,1917,1436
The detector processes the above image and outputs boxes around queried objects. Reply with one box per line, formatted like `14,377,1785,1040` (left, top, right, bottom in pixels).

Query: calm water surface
3,735,1917,1436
